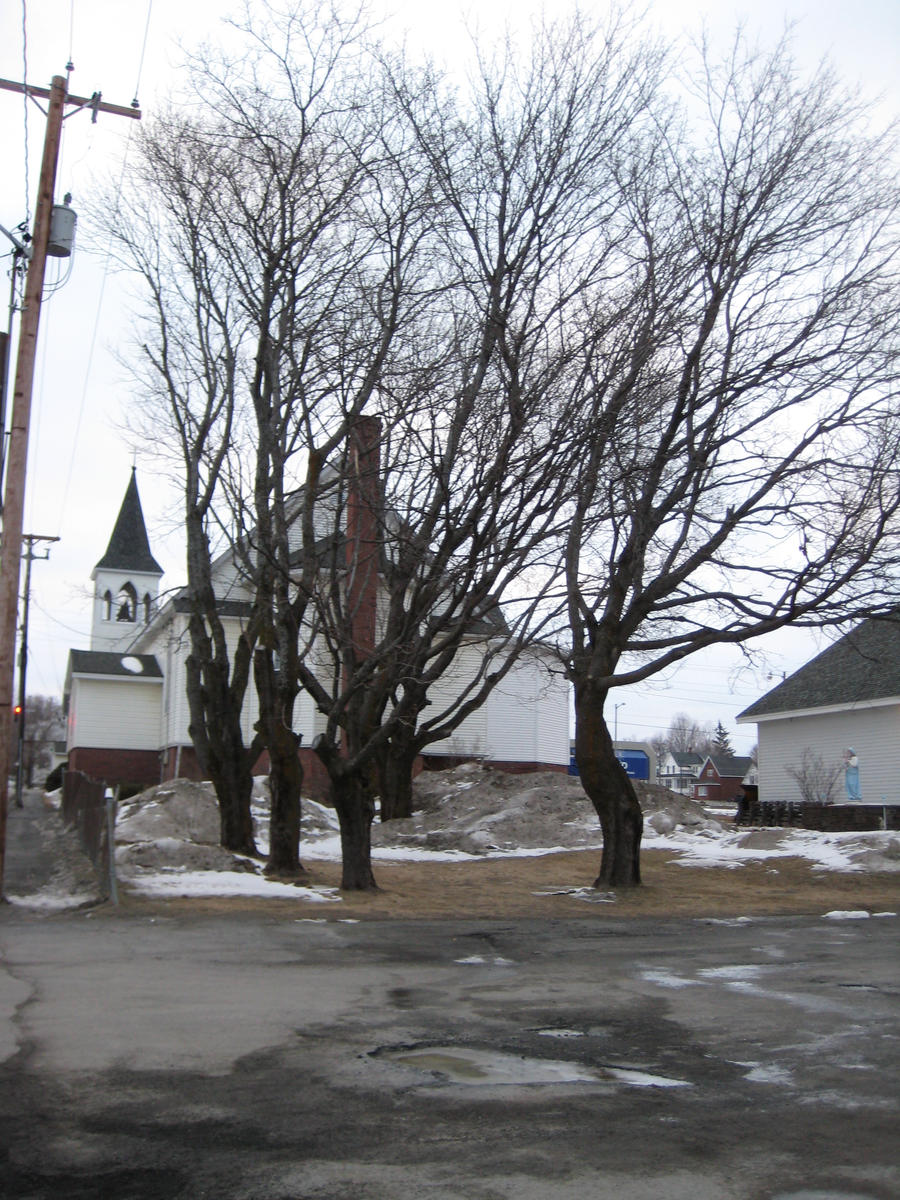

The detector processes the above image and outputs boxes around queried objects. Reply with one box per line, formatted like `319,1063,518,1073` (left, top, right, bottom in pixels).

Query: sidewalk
3,788,101,906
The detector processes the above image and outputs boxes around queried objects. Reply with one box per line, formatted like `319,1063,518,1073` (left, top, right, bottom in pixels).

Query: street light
614,702,625,747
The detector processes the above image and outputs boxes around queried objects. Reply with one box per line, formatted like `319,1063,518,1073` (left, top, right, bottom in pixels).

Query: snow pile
106,762,900,904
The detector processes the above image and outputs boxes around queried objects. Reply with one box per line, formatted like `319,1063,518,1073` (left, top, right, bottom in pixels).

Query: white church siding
756,701,900,807
426,643,569,767
68,677,163,752
484,651,569,766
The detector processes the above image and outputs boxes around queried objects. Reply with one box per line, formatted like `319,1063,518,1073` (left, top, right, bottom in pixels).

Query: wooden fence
61,769,118,903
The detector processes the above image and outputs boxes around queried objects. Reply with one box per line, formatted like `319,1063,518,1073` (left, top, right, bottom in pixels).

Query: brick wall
68,746,162,788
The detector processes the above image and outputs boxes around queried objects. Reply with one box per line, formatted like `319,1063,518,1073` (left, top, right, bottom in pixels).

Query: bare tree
97,4,395,869
8,695,62,787
565,34,900,886
785,749,842,805
289,12,666,888
661,712,716,757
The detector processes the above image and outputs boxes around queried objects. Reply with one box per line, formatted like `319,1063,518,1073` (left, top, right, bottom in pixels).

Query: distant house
658,751,704,795
691,755,755,806
736,616,900,808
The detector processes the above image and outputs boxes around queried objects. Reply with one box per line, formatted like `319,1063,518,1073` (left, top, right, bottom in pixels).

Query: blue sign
618,750,650,780
568,748,650,779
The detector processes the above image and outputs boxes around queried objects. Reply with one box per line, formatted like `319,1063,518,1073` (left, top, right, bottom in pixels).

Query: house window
698,786,708,797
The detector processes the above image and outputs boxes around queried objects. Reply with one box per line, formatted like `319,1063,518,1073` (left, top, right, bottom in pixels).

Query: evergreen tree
712,722,734,757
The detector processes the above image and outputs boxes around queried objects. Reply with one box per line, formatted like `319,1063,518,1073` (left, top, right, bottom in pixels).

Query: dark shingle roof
705,755,753,779
94,469,163,575
69,651,163,679
738,616,900,720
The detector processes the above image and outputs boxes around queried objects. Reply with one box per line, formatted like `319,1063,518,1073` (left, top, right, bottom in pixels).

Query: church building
64,471,571,796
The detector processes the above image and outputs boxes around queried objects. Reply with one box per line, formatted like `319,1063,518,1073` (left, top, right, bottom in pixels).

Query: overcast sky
0,0,897,752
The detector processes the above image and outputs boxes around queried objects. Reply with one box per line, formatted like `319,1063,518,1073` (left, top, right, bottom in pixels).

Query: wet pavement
0,796,897,1198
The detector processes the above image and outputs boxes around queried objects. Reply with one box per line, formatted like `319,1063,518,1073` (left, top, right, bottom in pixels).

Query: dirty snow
14,762,900,908
109,764,900,900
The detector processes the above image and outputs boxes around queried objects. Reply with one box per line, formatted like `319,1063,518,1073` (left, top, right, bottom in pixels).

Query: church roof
94,469,163,576
68,650,163,679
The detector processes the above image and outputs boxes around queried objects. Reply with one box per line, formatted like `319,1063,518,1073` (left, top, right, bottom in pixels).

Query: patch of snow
128,871,341,901
6,891,97,911
453,955,514,966
822,910,871,920
744,1064,794,1086
641,969,697,989
697,965,763,981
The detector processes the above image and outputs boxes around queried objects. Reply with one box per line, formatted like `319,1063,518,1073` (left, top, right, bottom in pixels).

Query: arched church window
103,590,113,621
116,582,138,623
143,593,152,623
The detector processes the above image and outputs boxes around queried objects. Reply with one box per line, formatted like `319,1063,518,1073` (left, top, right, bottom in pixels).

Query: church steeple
94,467,163,576
90,470,164,651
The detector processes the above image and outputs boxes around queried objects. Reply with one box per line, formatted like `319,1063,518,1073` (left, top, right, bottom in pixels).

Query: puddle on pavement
374,1045,689,1089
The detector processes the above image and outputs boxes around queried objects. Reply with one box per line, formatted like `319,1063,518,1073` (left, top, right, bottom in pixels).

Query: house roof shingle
69,651,163,679
737,616,900,720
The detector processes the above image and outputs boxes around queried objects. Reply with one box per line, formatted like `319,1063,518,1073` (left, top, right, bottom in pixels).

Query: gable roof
68,650,163,679
668,751,703,767
93,469,163,576
701,754,753,779
738,616,900,721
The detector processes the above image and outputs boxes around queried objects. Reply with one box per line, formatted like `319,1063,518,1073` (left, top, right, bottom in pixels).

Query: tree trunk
313,735,377,890
265,725,304,876
210,744,257,855
254,651,304,876
186,649,258,856
376,738,417,821
332,771,378,890
574,683,642,888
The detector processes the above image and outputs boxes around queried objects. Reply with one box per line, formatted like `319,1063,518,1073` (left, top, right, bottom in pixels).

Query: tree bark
313,736,377,890
265,736,304,876
376,737,417,821
254,650,304,876
574,682,643,888
186,648,258,856
332,772,377,890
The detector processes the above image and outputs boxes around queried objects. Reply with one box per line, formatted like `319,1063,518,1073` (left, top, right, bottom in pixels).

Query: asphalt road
0,791,897,1199
0,898,897,1200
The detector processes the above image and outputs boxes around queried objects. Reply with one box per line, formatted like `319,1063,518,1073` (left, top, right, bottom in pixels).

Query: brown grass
115,847,900,921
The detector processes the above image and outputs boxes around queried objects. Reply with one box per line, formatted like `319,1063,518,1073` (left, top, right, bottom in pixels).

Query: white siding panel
756,705,900,805
485,653,569,766
426,645,569,766
70,678,163,750
426,645,489,758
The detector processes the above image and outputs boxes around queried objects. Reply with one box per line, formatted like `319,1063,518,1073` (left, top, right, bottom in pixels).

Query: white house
736,616,900,809
64,470,570,795
657,751,704,795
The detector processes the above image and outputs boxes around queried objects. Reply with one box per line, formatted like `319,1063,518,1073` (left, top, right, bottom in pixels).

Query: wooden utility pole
14,535,59,807
0,74,140,894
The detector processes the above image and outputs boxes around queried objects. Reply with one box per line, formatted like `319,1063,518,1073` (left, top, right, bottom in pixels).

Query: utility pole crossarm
0,77,142,120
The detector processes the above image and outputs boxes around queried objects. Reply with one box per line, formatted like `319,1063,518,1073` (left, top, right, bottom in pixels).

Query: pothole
371,1044,690,1088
